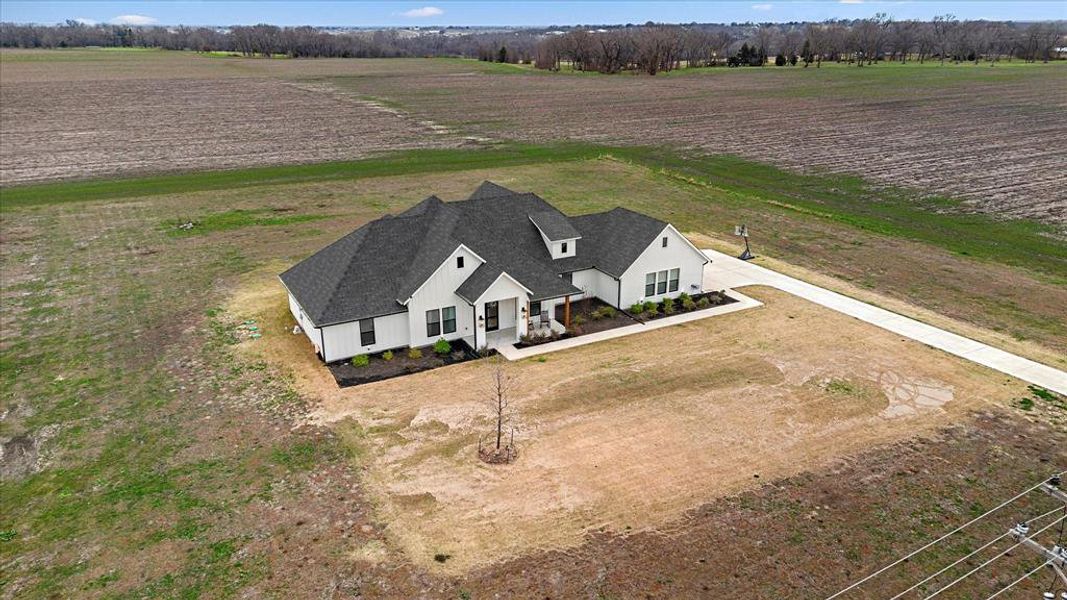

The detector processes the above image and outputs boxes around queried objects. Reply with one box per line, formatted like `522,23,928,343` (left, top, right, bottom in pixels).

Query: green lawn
5,144,1063,279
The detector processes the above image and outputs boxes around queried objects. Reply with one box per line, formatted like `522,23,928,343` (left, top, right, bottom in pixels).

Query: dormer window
529,211,581,261
457,256,464,268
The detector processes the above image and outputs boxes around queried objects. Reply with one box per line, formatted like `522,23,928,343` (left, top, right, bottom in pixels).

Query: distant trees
1,17,1062,70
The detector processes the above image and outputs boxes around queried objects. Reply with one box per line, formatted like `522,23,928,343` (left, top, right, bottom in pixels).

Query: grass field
2,148,1064,597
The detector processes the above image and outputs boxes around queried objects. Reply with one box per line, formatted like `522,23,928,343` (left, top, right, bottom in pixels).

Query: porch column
564,295,571,328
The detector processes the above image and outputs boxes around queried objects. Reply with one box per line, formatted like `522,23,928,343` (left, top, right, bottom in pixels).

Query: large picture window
359,318,375,346
442,306,456,334
426,309,441,337
657,270,668,294
668,268,680,292
645,272,656,297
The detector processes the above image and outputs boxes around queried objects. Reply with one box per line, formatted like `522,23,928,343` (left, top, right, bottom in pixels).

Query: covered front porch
475,294,573,351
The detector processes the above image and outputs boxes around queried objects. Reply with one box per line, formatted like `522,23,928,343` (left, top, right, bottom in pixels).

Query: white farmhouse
280,182,710,362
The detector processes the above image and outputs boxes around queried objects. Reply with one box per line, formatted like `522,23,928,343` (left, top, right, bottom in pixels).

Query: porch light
521,306,527,314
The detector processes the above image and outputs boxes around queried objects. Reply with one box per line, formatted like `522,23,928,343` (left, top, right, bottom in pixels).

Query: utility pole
1009,476,1067,588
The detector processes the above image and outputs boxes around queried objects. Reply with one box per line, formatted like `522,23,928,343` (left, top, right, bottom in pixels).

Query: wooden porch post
525,300,531,333
564,296,571,328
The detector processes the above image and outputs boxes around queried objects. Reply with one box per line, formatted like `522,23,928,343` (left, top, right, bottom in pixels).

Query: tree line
535,17,1065,74
0,20,538,60
1,17,1062,73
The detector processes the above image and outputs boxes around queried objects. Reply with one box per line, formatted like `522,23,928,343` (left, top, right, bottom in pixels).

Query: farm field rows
2,50,1065,225
0,51,465,184
342,60,1067,224
2,154,1064,597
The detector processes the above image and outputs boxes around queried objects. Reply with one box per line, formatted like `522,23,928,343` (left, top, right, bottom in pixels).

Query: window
645,272,656,297
668,268,680,292
359,318,375,346
442,306,456,334
457,256,464,269
426,309,441,337
561,242,568,253
662,236,668,248
657,270,668,294
530,301,542,318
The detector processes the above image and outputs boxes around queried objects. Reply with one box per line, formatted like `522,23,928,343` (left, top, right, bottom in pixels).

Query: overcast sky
3,1,1065,27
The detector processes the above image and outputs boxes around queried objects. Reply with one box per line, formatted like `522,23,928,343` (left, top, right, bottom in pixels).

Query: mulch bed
517,293,738,348
628,290,736,322
327,339,490,388
556,297,642,335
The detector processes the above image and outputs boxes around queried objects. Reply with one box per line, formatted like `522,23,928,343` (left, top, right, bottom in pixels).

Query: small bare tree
479,358,517,464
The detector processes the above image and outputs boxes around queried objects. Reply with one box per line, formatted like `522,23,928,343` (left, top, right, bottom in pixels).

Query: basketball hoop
734,224,755,260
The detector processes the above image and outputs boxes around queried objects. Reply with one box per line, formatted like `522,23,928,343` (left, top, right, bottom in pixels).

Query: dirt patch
228,268,1026,574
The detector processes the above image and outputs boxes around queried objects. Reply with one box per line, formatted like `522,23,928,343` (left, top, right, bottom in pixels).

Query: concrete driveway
702,248,1067,395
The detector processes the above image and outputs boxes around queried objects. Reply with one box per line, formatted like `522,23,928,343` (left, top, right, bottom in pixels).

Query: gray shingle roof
530,210,582,241
281,182,682,326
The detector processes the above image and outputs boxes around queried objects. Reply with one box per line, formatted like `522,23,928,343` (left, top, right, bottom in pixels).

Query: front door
484,301,499,331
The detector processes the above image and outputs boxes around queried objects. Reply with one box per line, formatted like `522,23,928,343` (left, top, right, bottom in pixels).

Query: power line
923,514,1065,599
825,472,1065,600
984,561,1052,600
888,533,1009,600
889,504,1067,599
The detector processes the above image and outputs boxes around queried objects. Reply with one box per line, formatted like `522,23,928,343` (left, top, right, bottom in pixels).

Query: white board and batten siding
288,292,323,357
618,225,707,308
320,312,408,363
570,268,619,305
406,245,484,349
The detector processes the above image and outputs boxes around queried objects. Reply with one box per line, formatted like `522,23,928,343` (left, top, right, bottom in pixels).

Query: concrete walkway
494,290,763,361
702,248,1067,395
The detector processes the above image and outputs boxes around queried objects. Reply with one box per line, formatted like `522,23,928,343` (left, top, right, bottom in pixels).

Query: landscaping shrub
630,302,645,314
682,297,696,311
351,354,369,367
433,338,451,355
408,347,423,359
382,350,394,361
570,315,586,333
697,296,711,309
678,292,691,304
642,300,656,313
599,305,617,319
662,297,675,315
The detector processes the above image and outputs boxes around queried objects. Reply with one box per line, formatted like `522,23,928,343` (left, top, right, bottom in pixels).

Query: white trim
471,270,533,304
400,244,487,305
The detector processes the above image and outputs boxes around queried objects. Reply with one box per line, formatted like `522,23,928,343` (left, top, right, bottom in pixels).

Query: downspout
615,276,622,308
471,304,478,350
319,327,326,362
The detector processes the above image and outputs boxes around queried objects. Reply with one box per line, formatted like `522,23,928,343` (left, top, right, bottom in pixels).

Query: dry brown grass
229,268,1023,574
